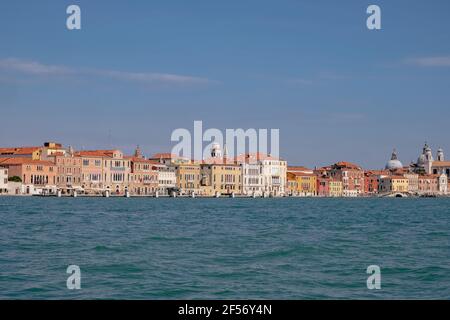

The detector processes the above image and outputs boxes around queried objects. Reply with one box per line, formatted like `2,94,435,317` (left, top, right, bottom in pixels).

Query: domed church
413,143,450,176
385,149,403,170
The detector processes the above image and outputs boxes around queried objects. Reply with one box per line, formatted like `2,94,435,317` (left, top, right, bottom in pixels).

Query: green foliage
8,176,22,183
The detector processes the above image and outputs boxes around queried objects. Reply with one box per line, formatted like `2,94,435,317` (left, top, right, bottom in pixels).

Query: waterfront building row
0,142,448,197
0,142,287,197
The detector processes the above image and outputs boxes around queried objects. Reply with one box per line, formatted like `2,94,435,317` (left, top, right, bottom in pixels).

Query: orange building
0,147,42,160
49,151,82,191
0,158,56,191
286,172,298,196
286,167,317,196
75,149,131,194
364,170,388,195
330,162,365,197
127,156,159,195
0,142,66,161
418,175,439,194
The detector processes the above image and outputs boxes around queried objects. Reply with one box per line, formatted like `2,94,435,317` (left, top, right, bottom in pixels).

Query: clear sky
1,0,449,169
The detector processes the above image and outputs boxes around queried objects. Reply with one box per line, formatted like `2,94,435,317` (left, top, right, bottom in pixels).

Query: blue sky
0,0,450,168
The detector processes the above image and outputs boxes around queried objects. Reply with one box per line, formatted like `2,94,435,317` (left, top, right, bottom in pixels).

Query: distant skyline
1,0,450,169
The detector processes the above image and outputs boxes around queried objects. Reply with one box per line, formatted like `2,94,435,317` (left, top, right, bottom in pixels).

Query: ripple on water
0,197,449,299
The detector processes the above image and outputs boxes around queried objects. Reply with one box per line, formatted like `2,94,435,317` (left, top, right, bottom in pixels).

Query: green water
0,197,449,299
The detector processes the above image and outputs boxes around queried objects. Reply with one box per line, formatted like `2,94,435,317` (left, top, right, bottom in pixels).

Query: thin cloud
405,56,450,67
93,69,212,85
0,57,214,86
0,58,74,76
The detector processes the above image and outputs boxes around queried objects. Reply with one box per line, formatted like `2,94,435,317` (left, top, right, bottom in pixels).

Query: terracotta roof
151,153,177,159
75,150,118,158
365,170,389,176
432,161,450,167
390,167,408,174
390,175,408,180
418,174,440,179
0,158,54,166
127,157,160,164
47,152,65,157
288,171,315,177
333,161,362,170
288,166,312,172
0,147,41,155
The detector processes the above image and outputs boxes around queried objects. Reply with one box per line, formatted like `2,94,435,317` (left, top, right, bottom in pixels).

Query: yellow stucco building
329,180,343,197
200,163,242,196
298,174,317,196
174,163,201,195
286,171,317,196
286,172,298,196
379,176,409,193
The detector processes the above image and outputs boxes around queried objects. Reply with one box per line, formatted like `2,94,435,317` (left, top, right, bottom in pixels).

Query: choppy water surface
0,197,449,299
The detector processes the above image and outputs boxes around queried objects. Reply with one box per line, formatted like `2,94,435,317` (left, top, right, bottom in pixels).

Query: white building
0,167,8,194
235,153,286,197
438,173,448,195
153,163,177,195
416,143,450,176
262,157,287,196
6,182,42,195
241,161,264,196
414,144,449,195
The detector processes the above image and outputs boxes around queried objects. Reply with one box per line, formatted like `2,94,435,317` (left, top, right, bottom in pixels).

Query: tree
8,176,22,183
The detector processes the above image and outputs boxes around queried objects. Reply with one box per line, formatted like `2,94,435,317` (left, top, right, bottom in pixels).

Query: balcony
111,167,126,171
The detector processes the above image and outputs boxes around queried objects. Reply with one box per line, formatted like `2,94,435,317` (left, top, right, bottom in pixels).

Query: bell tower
423,143,433,174
437,148,444,162
134,145,143,158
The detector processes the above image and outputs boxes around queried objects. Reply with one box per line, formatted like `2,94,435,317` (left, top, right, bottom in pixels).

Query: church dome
386,159,403,170
385,149,403,170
